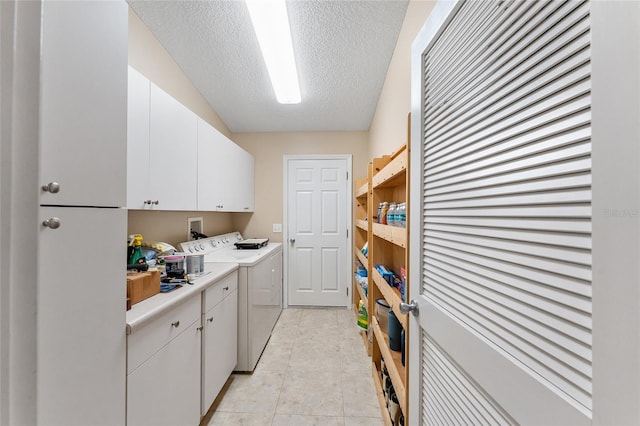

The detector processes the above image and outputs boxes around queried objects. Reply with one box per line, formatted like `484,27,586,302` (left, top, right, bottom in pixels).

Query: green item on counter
129,234,145,265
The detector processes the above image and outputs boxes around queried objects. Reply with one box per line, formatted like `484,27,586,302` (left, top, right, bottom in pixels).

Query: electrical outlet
188,217,204,240
273,223,282,233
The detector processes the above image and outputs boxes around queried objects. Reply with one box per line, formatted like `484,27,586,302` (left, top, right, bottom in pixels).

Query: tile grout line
270,316,298,425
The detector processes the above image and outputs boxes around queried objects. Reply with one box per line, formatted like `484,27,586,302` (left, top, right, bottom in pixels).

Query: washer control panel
178,232,243,254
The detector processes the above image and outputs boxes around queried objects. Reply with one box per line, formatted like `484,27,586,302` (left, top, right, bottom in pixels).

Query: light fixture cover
246,0,301,104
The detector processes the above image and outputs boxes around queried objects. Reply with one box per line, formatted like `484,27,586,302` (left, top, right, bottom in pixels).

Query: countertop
126,262,239,334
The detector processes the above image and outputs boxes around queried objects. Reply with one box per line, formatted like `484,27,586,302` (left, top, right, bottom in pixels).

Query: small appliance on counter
234,238,269,250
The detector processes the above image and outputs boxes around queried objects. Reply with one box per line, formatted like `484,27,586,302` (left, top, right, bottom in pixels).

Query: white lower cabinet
127,296,201,426
126,272,238,424
202,275,238,415
127,320,201,426
38,207,126,425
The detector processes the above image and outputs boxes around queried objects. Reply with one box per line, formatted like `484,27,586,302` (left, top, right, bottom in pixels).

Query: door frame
282,155,352,308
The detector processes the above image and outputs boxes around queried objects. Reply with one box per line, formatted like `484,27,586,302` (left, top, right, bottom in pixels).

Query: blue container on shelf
401,330,405,366
388,309,402,351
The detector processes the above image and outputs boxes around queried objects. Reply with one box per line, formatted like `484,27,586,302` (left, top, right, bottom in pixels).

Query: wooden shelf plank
372,269,407,331
355,248,368,268
372,317,407,417
372,223,406,248
352,305,371,356
372,147,407,189
361,330,371,356
372,362,393,426
356,219,369,231
356,183,368,199
355,176,368,199
355,280,368,307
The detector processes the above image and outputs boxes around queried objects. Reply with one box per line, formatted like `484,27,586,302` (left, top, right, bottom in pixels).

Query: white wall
368,1,436,159
232,131,369,242
0,1,42,423
128,7,231,138
127,7,235,245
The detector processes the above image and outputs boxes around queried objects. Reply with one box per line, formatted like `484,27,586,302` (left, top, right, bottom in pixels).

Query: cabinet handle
144,200,152,205
41,182,60,193
152,200,159,205
171,321,180,328
223,286,229,291
207,317,213,323
196,326,203,332
42,217,61,229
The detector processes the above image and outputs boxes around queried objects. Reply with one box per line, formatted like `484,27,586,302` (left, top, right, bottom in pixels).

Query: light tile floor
205,308,384,426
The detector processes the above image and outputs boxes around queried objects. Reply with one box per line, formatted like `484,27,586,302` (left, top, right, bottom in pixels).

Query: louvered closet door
409,0,592,424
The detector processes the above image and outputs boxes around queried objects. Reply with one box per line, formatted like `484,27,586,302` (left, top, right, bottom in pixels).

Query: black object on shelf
388,309,402,351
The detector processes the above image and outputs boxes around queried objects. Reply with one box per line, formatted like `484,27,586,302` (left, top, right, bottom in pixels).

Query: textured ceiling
127,0,409,132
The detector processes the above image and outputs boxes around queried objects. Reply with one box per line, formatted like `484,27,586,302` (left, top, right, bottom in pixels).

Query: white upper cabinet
197,119,254,212
126,71,253,212
40,0,127,207
127,67,152,210
149,83,198,211
197,118,235,211
232,144,255,212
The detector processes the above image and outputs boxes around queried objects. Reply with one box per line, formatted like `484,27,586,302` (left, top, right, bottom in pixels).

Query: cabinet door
203,289,238,415
40,1,127,207
271,250,283,309
233,145,255,212
127,321,201,426
127,67,151,209
38,207,126,425
149,84,198,210
197,118,235,211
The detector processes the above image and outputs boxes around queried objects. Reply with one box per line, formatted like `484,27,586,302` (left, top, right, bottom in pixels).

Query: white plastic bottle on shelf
398,202,406,228
387,202,397,226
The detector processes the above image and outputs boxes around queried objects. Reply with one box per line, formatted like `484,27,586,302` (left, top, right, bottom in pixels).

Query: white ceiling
127,0,409,133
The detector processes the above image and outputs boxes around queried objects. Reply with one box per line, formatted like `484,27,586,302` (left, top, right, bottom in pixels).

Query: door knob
41,182,60,193
289,238,295,244
42,217,61,229
399,299,419,315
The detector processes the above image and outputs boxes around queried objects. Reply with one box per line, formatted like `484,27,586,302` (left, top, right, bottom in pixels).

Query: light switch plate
273,223,282,233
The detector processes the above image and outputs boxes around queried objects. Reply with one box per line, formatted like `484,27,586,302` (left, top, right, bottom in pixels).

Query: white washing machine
179,232,282,372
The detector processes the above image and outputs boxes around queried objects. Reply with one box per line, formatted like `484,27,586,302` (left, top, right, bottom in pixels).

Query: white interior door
285,156,351,306
409,1,598,424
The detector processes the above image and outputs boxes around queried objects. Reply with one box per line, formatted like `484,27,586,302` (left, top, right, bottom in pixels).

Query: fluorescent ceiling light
245,0,301,104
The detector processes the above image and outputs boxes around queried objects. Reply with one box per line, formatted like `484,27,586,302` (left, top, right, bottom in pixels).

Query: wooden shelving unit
353,171,372,356
368,143,410,425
